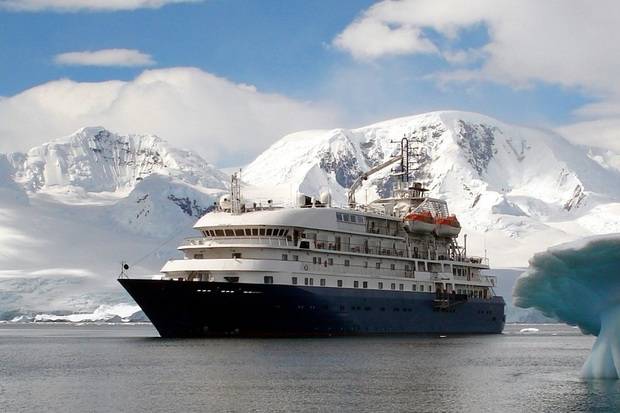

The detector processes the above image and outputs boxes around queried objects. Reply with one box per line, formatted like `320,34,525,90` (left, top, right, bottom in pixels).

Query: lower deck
119,279,506,338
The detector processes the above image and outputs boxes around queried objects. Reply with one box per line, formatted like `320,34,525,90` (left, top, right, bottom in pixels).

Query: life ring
303,264,308,271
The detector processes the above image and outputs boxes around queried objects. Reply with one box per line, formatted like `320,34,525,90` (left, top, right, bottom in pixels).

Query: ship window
292,277,298,285
320,278,326,287
234,229,244,236
313,257,317,264
225,229,234,236
336,212,343,221
376,262,381,269
259,228,266,236
417,262,426,271
444,264,451,272
328,258,333,265
405,265,410,271
232,252,241,259
309,278,314,286
293,255,299,261
252,228,259,236
266,228,273,236
412,284,417,291
399,284,404,291
304,277,309,285
337,280,343,287
363,281,368,288
343,214,349,222
264,276,273,284
378,282,383,289
364,261,368,268
194,254,203,259
354,281,359,288
317,257,322,265
391,283,396,290
428,285,432,292
390,263,395,270
344,259,350,267
453,268,457,276
215,229,224,236
282,254,288,261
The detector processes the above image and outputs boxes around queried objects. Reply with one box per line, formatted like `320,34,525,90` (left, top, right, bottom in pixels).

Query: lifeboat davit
403,211,436,233
435,215,461,237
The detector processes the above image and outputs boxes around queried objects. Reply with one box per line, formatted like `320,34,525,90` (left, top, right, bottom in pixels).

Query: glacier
513,234,620,379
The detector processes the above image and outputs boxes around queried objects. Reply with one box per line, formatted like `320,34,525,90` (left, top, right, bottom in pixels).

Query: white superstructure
160,139,498,301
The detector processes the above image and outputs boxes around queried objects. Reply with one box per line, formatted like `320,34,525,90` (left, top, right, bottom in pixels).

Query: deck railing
182,236,489,267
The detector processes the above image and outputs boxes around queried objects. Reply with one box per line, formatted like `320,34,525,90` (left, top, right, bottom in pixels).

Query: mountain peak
244,111,620,229
8,127,228,194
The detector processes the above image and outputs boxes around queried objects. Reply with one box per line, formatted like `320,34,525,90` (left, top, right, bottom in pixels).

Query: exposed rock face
456,120,497,176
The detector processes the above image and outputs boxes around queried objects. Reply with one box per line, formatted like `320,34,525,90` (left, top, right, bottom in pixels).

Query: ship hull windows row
166,270,492,298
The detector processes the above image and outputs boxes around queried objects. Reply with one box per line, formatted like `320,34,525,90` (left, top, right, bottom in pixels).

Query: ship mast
231,170,242,215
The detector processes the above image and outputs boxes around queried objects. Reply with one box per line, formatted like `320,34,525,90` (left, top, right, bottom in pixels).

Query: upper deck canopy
193,207,399,231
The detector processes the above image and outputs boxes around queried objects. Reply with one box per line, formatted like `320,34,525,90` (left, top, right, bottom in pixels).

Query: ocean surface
1,323,619,412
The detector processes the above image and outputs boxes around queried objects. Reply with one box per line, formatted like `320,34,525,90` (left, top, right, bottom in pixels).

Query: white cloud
54,49,155,67
333,0,620,152
0,0,199,12
333,0,620,94
333,18,437,60
0,67,340,165
557,119,620,153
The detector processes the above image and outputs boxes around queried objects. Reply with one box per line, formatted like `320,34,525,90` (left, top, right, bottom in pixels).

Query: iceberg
32,303,141,323
513,234,620,379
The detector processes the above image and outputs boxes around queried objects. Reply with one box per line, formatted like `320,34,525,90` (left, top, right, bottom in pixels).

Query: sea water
1,323,619,412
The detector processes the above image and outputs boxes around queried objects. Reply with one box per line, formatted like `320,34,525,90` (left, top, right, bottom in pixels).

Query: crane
347,155,403,208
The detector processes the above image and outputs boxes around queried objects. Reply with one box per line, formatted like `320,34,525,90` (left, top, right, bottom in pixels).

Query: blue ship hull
119,279,505,337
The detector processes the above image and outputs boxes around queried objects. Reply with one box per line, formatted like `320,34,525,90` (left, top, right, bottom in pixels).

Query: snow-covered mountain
244,111,620,265
1,112,619,322
4,127,229,237
8,126,228,194
0,127,229,321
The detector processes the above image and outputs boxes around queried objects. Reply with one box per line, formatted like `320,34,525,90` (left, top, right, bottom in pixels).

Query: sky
0,0,619,167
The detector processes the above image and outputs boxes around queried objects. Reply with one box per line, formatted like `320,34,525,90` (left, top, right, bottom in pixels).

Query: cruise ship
119,139,505,337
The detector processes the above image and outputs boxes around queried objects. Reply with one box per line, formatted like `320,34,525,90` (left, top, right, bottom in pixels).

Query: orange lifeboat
403,211,435,233
435,215,461,237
